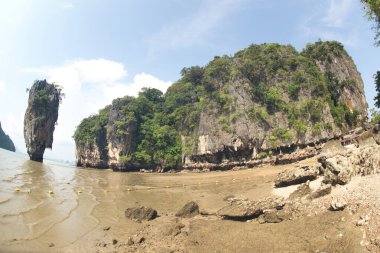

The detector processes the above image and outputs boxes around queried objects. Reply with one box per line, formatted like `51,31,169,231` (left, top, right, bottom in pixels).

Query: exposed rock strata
24,80,62,162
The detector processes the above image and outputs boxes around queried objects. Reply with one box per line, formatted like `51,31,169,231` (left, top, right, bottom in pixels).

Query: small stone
289,182,311,200
112,239,118,245
162,222,185,237
309,184,332,199
127,237,134,246
134,235,145,244
103,226,111,231
258,211,284,224
48,243,55,247
330,197,347,211
356,215,369,226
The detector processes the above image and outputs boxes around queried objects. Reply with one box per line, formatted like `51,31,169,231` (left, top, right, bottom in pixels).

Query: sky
0,0,378,162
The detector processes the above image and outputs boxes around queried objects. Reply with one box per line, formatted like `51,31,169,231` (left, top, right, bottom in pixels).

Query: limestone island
24,80,63,162
0,121,15,152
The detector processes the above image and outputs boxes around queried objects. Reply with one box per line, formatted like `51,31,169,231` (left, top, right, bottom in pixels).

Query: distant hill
73,41,368,171
0,122,15,152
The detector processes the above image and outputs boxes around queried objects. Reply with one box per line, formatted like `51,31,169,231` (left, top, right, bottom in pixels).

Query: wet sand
0,149,368,253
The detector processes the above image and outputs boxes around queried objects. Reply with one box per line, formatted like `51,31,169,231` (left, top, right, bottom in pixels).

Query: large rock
274,166,319,188
125,206,157,222
24,80,62,162
217,197,285,221
0,122,15,152
175,201,199,218
319,145,380,185
321,155,352,185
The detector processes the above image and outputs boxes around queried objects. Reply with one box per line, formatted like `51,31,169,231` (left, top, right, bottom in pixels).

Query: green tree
361,1,380,108
362,0,380,46
374,71,380,107
370,107,380,123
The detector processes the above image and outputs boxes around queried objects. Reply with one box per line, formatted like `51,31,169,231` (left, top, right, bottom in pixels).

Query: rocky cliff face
184,41,367,165
0,122,16,152
74,41,368,171
24,80,62,162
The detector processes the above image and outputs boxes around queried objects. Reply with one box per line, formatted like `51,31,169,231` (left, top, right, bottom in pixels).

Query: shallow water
0,148,281,252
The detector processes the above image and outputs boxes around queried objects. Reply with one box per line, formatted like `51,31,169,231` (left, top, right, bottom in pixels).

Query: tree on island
361,0,380,126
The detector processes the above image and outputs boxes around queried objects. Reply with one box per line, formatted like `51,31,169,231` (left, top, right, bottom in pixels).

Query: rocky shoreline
114,126,374,173
91,136,380,253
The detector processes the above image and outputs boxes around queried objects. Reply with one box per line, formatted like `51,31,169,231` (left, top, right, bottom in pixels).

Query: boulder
321,156,352,185
125,206,157,222
274,166,319,187
217,197,285,221
319,145,380,186
175,201,199,218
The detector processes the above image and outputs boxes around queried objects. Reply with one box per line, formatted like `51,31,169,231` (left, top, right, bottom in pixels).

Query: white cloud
0,80,5,91
104,73,171,101
299,17,359,47
72,59,127,83
25,58,127,93
298,0,360,47
60,3,74,9
25,59,172,148
148,0,246,52
323,0,354,28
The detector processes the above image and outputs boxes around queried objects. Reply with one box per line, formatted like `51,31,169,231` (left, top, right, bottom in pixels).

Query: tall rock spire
24,80,62,162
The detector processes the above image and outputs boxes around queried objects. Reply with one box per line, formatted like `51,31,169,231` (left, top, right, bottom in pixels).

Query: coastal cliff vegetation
74,41,368,171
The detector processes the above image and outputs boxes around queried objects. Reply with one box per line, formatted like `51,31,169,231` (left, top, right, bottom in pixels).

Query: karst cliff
24,80,63,162
74,41,368,171
0,122,16,152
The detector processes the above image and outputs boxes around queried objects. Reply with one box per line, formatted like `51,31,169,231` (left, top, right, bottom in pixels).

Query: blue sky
0,0,378,161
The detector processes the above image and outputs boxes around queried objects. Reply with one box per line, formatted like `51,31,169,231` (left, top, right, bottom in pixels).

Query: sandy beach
1,140,379,253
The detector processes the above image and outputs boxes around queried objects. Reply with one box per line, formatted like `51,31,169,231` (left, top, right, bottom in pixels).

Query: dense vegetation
0,123,15,152
27,80,65,123
361,0,380,46
361,1,380,113
74,41,365,170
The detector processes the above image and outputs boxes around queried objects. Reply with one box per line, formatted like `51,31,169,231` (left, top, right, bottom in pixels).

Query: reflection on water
0,148,278,252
